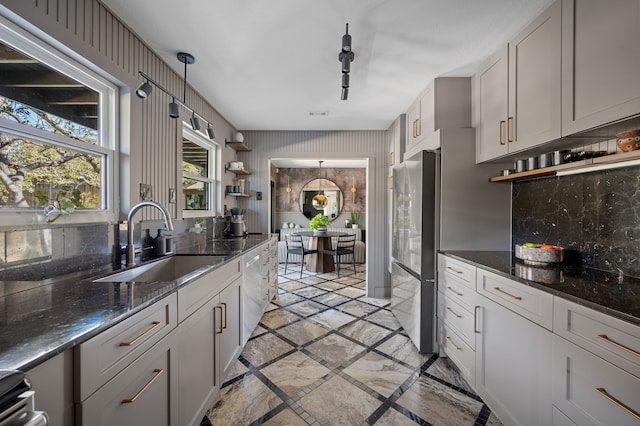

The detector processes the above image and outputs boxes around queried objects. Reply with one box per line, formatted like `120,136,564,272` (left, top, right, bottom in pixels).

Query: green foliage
351,211,360,225
309,213,330,230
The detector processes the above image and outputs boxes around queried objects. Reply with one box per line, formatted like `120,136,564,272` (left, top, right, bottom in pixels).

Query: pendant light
312,161,328,209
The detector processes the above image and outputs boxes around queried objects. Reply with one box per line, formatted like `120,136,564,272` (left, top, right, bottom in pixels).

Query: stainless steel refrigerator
391,150,439,353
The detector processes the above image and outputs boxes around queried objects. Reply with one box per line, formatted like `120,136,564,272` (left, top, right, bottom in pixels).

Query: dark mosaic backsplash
513,166,640,277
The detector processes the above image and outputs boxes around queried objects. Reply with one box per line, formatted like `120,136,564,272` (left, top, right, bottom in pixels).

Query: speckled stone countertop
0,234,270,372
441,250,640,327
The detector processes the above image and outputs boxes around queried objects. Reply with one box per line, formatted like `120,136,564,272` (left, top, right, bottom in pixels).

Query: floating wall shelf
225,167,251,175
490,150,640,182
225,139,251,152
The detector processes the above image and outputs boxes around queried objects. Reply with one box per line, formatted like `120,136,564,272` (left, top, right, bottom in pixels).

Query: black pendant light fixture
312,160,328,209
338,23,355,100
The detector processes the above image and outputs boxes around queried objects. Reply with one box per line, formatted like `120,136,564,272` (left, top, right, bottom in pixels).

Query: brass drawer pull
446,286,463,297
121,369,163,404
221,302,228,330
216,305,224,334
474,306,480,334
119,321,161,346
446,336,462,351
597,334,640,358
595,387,640,420
493,287,522,301
446,307,463,319
446,266,464,275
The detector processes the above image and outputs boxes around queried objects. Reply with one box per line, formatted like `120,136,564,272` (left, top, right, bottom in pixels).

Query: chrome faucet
126,201,174,266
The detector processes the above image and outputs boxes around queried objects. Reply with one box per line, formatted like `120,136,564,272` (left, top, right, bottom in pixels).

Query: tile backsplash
513,165,640,277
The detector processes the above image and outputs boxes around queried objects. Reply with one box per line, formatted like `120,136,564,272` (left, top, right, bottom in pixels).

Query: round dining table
294,231,348,273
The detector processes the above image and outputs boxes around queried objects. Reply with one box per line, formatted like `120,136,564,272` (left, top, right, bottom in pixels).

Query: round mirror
299,178,343,221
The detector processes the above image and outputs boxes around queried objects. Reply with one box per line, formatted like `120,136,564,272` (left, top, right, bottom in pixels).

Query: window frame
0,15,118,226
181,123,220,218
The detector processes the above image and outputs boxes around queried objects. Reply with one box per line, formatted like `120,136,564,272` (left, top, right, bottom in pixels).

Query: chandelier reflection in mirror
312,161,328,209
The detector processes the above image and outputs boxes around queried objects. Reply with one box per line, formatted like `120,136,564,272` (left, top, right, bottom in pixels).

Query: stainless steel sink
93,255,226,283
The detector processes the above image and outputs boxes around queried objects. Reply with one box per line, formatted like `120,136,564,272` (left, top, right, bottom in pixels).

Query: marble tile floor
203,264,501,426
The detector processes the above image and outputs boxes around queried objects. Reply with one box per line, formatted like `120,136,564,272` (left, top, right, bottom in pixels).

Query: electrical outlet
169,188,176,203
140,183,152,201
256,191,262,200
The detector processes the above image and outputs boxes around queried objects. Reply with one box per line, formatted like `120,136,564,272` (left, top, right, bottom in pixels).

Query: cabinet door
177,298,219,426
475,46,509,162
508,0,561,152
475,295,552,426
80,330,178,426
218,276,243,382
552,335,640,426
562,0,640,135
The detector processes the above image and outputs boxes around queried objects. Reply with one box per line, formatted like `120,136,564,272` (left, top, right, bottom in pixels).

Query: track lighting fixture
169,98,179,118
190,111,200,130
206,123,215,140
338,23,355,100
136,80,152,98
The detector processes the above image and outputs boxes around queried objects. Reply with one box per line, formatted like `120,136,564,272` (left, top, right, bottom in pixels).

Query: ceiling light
338,23,355,100
136,81,152,99
169,98,179,118
312,160,328,209
206,123,215,139
190,112,200,130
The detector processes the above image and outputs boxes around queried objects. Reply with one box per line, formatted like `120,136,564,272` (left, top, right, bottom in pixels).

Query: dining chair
324,234,357,277
284,234,317,278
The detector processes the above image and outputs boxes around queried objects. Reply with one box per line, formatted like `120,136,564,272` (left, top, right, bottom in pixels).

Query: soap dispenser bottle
141,228,154,261
154,229,166,257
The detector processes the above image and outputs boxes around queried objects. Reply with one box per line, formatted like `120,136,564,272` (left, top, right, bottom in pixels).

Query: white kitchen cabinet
27,349,74,426
475,294,553,426
561,0,640,136
79,329,178,426
405,78,471,159
177,260,243,426
552,335,640,426
475,0,561,162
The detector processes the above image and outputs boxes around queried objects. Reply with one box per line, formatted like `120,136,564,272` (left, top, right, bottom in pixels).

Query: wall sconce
351,176,356,202
286,175,292,203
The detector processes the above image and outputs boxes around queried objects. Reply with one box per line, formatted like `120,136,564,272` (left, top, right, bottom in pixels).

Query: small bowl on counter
515,243,564,266
515,262,564,285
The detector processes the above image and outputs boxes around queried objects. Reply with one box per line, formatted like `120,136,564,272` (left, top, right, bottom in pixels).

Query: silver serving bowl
515,244,564,266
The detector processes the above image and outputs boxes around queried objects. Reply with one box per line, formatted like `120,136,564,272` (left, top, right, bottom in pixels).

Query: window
0,18,117,225
182,125,219,216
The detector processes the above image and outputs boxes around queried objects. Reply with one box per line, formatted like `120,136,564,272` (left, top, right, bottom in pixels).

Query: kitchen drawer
438,272,477,312
178,257,241,322
79,329,178,426
75,293,177,402
477,269,553,330
553,297,640,378
438,320,475,388
438,293,477,349
438,254,476,290
552,335,640,426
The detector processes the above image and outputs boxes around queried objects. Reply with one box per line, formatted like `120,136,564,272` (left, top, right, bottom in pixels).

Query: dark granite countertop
441,250,640,327
0,234,270,372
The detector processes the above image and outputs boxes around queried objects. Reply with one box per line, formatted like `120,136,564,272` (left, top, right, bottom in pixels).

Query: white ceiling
101,0,555,131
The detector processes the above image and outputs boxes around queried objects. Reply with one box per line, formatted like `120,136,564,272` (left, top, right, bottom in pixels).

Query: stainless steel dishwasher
242,247,264,346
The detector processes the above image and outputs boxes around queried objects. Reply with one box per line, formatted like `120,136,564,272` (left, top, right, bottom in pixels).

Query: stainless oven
0,371,48,426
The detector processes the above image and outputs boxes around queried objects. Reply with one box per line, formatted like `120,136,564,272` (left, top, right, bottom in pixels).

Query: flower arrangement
309,213,330,231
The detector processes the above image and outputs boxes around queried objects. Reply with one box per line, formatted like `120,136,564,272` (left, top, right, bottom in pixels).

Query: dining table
294,231,348,273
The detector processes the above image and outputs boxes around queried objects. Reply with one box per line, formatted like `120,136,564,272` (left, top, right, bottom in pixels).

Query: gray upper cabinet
475,0,561,162
561,0,640,136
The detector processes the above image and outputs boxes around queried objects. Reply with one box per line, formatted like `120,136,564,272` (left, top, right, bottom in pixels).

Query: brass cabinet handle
413,119,418,138
499,120,505,145
215,305,224,334
507,116,513,142
446,266,464,275
595,387,640,420
446,336,462,351
597,334,640,358
446,307,463,319
493,287,522,301
474,306,480,334
119,321,161,346
415,118,421,137
446,286,463,297
121,369,163,403
221,302,228,330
